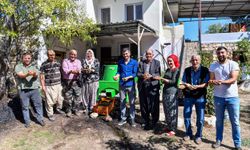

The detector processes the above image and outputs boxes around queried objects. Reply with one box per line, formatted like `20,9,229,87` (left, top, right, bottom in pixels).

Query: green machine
98,64,136,101
98,65,119,98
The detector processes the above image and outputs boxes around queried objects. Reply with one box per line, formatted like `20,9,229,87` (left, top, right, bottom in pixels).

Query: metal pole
198,0,202,51
137,25,141,61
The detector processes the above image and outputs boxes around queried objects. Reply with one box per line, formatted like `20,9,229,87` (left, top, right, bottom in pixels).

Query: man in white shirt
209,46,241,150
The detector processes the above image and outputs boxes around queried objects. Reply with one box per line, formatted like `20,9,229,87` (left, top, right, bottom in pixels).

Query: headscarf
85,49,95,65
167,54,180,68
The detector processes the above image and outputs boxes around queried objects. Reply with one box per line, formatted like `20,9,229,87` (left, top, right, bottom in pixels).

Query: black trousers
139,83,160,125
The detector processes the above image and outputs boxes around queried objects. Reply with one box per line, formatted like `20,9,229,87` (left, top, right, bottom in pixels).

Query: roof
201,32,250,43
96,21,156,37
166,0,250,19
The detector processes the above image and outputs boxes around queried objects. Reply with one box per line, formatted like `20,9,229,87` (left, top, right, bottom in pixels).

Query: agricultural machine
93,65,119,116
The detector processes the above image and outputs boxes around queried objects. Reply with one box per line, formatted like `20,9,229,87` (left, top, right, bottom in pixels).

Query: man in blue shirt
179,55,209,144
113,48,138,127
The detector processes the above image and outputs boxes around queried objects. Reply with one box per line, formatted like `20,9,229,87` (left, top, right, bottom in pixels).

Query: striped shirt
40,60,61,86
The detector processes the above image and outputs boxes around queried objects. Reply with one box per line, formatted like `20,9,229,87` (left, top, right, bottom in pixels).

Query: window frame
101,7,111,24
125,3,143,21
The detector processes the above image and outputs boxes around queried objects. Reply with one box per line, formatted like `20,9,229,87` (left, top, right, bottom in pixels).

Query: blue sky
179,18,232,41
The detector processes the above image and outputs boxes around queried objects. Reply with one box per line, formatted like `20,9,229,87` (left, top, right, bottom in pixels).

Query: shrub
199,52,215,115
236,38,250,81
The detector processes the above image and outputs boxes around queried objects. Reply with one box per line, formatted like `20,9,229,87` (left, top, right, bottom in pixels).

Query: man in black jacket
137,49,161,130
179,55,209,144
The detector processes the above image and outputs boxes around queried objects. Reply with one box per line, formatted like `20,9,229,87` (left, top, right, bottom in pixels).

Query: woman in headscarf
158,54,180,136
81,49,100,114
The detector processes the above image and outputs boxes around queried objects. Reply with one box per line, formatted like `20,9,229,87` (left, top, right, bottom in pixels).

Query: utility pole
198,0,202,51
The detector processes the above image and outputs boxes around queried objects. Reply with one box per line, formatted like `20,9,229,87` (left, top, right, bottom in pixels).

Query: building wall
184,42,238,69
161,24,184,58
50,38,88,60
52,0,182,66
92,0,161,32
201,42,238,52
75,0,97,22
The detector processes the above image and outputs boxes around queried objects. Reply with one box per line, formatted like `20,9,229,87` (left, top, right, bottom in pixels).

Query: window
101,8,110,24
135,5,142,20
126,3,143,21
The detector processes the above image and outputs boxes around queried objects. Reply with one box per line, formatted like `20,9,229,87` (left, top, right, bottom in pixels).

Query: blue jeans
184,96,206,138
120,85,135,121
19,89,44,124
214,96,241,148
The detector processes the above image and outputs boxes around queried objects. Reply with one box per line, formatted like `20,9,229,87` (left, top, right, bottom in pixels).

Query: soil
0,92,249,150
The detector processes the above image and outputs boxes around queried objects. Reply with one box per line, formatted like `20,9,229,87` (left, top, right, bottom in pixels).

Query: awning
96,21,157,60
96,21,156,37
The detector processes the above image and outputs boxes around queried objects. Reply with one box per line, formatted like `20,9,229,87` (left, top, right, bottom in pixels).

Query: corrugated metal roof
201,32,250,43
167,0,250,18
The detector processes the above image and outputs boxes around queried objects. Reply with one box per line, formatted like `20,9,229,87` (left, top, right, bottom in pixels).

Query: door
100,47,112,64
54,51,66,63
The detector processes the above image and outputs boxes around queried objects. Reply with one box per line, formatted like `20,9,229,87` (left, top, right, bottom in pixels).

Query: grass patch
4,130,64,150
242,138,250,148
13,138,27,148
148,135,178,145
12,137,36,150
33,131,55,144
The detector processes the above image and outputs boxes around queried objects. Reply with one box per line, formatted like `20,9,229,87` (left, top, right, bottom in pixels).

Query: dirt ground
0,92,249,150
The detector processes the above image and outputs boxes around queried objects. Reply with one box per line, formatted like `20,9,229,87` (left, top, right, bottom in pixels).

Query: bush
199,52,215,115
236,38,250,81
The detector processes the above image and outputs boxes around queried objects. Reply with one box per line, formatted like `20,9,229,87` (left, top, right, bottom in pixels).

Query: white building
52,0,184,66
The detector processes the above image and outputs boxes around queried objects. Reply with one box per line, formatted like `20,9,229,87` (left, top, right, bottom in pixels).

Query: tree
0,0,100,99
237,38,250,51
205,23,229,33
236,38,250,80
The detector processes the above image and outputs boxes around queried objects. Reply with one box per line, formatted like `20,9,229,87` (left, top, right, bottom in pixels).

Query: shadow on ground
0,96,20,126
105,123,153,150
105,140,153,150
240,105,250,124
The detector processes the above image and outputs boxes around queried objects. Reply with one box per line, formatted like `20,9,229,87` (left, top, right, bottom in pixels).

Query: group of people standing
15,49,100,125
15,46,241,149
181,46,241,150
113,47,241,150
114,48,181,138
